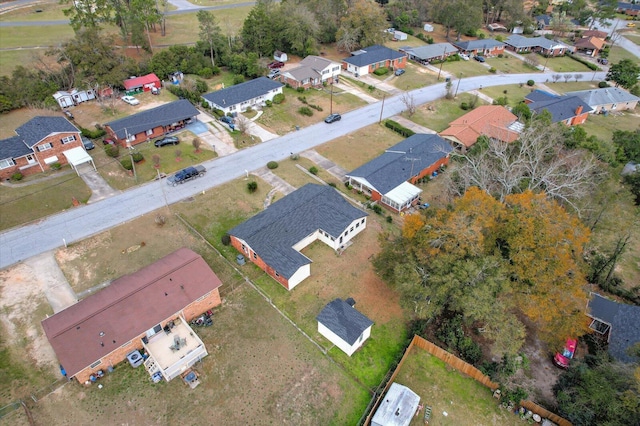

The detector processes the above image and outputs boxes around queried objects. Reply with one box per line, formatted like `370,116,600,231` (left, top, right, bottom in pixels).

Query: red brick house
452,39,505,57
0,116,85,180
346,134,453,212
575,36,606,57
41,248,222,384
525,91,592,125
342,45,407,77
104,99,199,147
228,184,368,291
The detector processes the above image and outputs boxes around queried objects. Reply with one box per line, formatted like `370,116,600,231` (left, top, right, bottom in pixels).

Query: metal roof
371,383,420,426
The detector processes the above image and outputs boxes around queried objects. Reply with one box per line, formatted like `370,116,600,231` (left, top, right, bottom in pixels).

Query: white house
316,298,373,357
279,55,341,89
201,77,284,115
371,383,421,426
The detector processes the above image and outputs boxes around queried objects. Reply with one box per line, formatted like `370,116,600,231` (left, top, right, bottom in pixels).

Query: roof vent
346,297,356,307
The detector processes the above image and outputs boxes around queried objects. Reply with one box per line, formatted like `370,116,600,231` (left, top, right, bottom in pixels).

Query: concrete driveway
24,252,77,313
77,163,120,203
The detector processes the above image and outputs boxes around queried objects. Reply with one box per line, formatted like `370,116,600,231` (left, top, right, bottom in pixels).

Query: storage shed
371,383,420,426
274,50,288,62
393,30,408,41
423,23,434,32
316,298,373,356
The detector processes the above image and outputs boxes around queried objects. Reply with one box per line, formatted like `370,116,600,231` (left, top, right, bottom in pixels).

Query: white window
275,271,280,277
38,143,53,152
0,159,15,169
60,135,76,144
26,154,35,164
146,129,153,136
126,134,135,143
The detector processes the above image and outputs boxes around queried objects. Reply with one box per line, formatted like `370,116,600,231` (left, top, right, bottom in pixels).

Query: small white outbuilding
423,23,434,32
393,30,408,41
316,298,373,357
371,383,420,426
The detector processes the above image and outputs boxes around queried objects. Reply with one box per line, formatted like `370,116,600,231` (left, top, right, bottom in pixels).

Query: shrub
566,52,599,70
267,161,278,169
212,108,224,117
478,32,486,39
131,152,144,163
372,204,383,214
296,87,305,93
367,84,376,92
198,67,213,79
272,93,285,104
527,79,535,86
297,96,308,104
247,181,258,193
11,172,23,181
265,100,273,107
309,104,323,111
309,166,318,175
105,144,119,158
460,102,470,110
386,215,393,223
497,53,504,58
598,81,609,88
385,120,415,137
120,157,133,170
373,67,389,76
489,67,497,73
298,106,313,116
328,182,336,188
493,96,508,106
232,74,245,84
221,234,231,246
80,126,106,139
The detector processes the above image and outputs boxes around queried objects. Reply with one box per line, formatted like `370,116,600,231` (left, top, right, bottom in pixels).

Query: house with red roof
123,73,161,93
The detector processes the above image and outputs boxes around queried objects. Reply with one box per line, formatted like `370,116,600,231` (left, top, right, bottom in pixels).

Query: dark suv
154,136,180,147
324,113,341,124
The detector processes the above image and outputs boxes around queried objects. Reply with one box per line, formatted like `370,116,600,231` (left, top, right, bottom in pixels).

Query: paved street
0,71,607,269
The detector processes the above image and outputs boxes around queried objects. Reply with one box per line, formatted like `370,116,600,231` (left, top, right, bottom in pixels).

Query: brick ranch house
104,99,199,147
525,90,592,125
342,45,407,77
41,248,222,384
346,134,453,212
452,38,505,57
0,116,86,180
228,184,368,291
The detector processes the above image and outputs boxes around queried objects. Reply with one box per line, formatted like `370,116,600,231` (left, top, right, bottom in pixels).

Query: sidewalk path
252,167,296,196
390,116,437,134
333,81,379,104
466,89,495,104
300,150,348,182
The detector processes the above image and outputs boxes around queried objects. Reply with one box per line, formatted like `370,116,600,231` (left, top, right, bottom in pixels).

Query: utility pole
437,45,447,81
330,82,333,115
379,94,386,123
454,73,463,97
125,129,137,183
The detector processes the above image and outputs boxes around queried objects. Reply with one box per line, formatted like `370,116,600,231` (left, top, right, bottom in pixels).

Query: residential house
346,134,453,212
452,38,505,57
535,14,552,29
371,383,420,426
228,184,367,291
41,248,223,383
617,2,640,16
316,298,373,357
123,73,161,93
342,45,407,77
53,88,97,108
588,293,640,363
525,90,592,125
0,116,87,180
279,56,341,89
439,105,523,152
400,43,458,64
582,30,608,39
505,35,570,56
565,87,640,113
104,99,199,147
201,77,284,115
574,36,606,57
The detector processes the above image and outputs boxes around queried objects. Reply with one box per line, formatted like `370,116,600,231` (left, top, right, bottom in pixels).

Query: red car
268,61,285,69
553,338,577,368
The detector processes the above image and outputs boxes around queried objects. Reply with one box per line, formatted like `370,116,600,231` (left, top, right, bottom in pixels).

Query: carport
63,146,96,176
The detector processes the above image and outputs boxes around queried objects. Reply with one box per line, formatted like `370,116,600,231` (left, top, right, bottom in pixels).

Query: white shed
371,383,420,426
316,298,373,357
423,23,434,32
274,50,288,62
393,30,408,41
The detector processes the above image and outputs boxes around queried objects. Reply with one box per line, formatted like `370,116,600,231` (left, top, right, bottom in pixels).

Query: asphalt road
0,71,607,269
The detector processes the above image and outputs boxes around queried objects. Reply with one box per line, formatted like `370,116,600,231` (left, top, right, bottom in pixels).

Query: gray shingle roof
346,134,453,195
401,43,458,60
106,99,199,140
228,184,367,279
343,45,406,67
505,35,568,50
565,87,640,108
618,2,640,11
536,14,552,25
525,89,558,102
16,116,78,148
529,95,593,123
316,298,373,345
201,77,283,108
0,135,32,160
453,38,505,51
588,293,640,363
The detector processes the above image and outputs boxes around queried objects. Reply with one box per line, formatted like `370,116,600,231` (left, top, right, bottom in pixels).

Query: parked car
154,136,180,147
268,69,281,79
151,87,160,95
458,53,470,61
324,113,341,124
553,338,577,369
597,58,609,65
167,165,206,186
626,22,636,28
268,61,285,69
63,110,74,120
418,202,430,209
394,69,406,76
474,55,486,63
103,138,115,145
121,95,140,105
82,137,95,150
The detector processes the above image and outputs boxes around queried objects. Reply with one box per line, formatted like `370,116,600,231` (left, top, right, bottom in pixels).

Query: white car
458,53,470,61
121,95,140,106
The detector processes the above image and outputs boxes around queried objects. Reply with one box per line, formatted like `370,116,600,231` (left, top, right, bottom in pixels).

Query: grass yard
485,55,539,75
257,87,367,135
480,84,535,107
0,170,91,231
389,63,440,91
157,7,251,44
269,157,325,189
408,93,489,133
538,54,593,73
0,2,67,21
393,346,520,426
622,33,640,46
607,45,639,64
547,81,601,93
581,109,640,142
440,59,489,78
0,25,74,50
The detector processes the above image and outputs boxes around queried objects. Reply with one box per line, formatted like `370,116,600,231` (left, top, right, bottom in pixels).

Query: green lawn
408,93,489,132
485,55,539,75
539,54,594,73
581,109,640,142
623,34,640,46
440,59,489,78
0,25,74,49
548,81,601,93
0,2,67,21
480,84,535,107
389,63,439,91
607,45,639,64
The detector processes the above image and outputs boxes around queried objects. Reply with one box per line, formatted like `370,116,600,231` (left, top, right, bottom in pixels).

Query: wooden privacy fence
363,335,572,426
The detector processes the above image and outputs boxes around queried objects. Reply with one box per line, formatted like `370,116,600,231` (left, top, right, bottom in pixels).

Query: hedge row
385,120,415,137
566,52,599,71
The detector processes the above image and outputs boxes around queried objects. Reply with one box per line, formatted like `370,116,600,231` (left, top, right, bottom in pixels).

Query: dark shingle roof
316,298,373,345
452,38,505,51
618,2,640,11
536,14,552,25
343,45,406,67
529,95,593,123
588,293,640,363
566,87,640,107
0,136,31,160
228,184,367,279
16,116,78,148
346,134,452,195
201,77,283,108
106,99,199,140
525,89,558,102
401,43,458,60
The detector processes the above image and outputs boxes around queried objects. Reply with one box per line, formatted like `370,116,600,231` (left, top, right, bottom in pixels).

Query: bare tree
574,73,583,82
401,91,417,116
192,137,202,153
552,74,562,83
524,55,539,69
563,74,572,83
235,115,251,134
447,122,606,214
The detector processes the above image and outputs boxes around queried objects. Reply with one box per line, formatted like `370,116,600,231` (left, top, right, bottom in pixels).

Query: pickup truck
167,165,206,186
